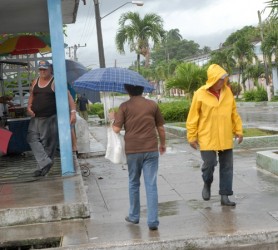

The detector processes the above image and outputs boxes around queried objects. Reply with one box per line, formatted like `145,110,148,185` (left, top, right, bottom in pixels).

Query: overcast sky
64,0,268,68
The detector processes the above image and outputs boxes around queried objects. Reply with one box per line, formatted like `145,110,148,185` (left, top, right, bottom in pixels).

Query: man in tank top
27,60,77,177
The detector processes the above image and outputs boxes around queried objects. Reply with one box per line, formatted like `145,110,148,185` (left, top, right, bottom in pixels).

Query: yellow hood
205,64,228,89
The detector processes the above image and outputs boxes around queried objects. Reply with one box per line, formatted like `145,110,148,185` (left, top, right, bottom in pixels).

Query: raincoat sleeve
186,92,201,143
231,98,243,136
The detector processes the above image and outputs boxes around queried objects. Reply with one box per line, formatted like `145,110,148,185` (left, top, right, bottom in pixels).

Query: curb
165,125,278,149
52,230,278,249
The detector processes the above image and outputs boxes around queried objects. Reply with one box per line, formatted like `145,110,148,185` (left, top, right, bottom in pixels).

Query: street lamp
93,0,144,68
101,1,144,19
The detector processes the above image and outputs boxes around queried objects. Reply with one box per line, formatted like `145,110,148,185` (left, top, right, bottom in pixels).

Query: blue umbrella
73,67,155,94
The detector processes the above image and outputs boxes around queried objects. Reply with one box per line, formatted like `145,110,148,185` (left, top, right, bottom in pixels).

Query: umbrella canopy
74,67,155,94
65,59,100,103
66,59,88,85
0,35,51,55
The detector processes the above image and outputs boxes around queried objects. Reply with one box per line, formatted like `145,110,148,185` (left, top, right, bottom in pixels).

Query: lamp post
93,0,144,68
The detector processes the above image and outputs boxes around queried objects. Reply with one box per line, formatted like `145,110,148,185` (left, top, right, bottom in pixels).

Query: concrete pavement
1,104,278,249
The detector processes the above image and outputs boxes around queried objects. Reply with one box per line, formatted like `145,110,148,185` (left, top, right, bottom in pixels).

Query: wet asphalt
1,102,278,249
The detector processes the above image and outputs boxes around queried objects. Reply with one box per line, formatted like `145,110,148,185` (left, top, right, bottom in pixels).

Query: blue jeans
127,151,159,228
200,149,233,195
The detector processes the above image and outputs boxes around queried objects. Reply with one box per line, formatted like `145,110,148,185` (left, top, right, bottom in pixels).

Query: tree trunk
237,73,241,99
144,48,150,67
137,53,140,72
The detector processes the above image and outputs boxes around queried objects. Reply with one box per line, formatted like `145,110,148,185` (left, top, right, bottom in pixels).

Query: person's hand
27,107,35,117
235,134,243,144
159,144,166,155
189,141,199,150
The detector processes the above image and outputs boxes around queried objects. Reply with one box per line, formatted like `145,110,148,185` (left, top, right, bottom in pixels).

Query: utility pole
73,44,87,61
258,10,269,86
93,0,143,68
93,0,105,68
67,44,86,61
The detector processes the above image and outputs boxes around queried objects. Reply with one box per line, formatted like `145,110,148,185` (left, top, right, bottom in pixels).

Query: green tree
151,38,201,64
232,36,256,91
154,59,179,81
151,29,183,64
165,29,183,42
266,0,278,18
200,46,212,54
209,47,236,74
223,26,259,47
261,17,278,68
115,12,165,71
242,62,264,88
166,62,207,97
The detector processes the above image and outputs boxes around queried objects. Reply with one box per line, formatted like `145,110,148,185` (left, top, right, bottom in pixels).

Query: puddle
158,201,179,216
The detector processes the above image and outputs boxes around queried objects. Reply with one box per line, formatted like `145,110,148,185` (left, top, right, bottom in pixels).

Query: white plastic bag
105,127,126,164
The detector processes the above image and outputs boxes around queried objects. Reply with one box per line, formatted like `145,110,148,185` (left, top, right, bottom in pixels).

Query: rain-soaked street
1,102,278,249
237,104,278,128
77,102,278,249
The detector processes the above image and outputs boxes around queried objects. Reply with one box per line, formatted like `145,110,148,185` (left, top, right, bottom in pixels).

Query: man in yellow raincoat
186,64,243,206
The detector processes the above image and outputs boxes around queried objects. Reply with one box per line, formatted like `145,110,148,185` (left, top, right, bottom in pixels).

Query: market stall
0,60,31,154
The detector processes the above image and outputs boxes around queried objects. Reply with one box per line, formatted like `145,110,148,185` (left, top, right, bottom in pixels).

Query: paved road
1,102,278,249
238,105,278,128
77,104,278,249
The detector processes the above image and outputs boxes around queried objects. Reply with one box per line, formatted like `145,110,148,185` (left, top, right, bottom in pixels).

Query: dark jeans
200,149,233,195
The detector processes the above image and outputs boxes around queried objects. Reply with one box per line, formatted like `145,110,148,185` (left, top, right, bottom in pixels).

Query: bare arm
68,91,76,125
157,125,166,155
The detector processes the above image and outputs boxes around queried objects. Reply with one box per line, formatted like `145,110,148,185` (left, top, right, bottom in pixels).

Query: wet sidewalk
1,104,278,249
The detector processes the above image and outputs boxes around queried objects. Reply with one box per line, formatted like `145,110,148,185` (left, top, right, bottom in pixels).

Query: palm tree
209,48,236,74
242,63,265,89
261,17,278,67
115,12,165,71
152,59,180,96
165,29,182,43
166,62,207,97
266,0,278,18
232,36,256,91
163,29,182,62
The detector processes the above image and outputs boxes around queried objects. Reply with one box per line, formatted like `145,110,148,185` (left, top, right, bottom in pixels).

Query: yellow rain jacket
186,64,243,151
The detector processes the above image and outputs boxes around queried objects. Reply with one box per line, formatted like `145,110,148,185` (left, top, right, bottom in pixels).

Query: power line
79,0,95,44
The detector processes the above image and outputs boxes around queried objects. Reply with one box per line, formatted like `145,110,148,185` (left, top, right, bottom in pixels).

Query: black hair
124,84,144,96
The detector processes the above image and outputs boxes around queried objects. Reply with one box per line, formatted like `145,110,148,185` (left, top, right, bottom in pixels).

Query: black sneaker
125,216,139,224
33,169,42,177
41,163,52,176
149,226,158,231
